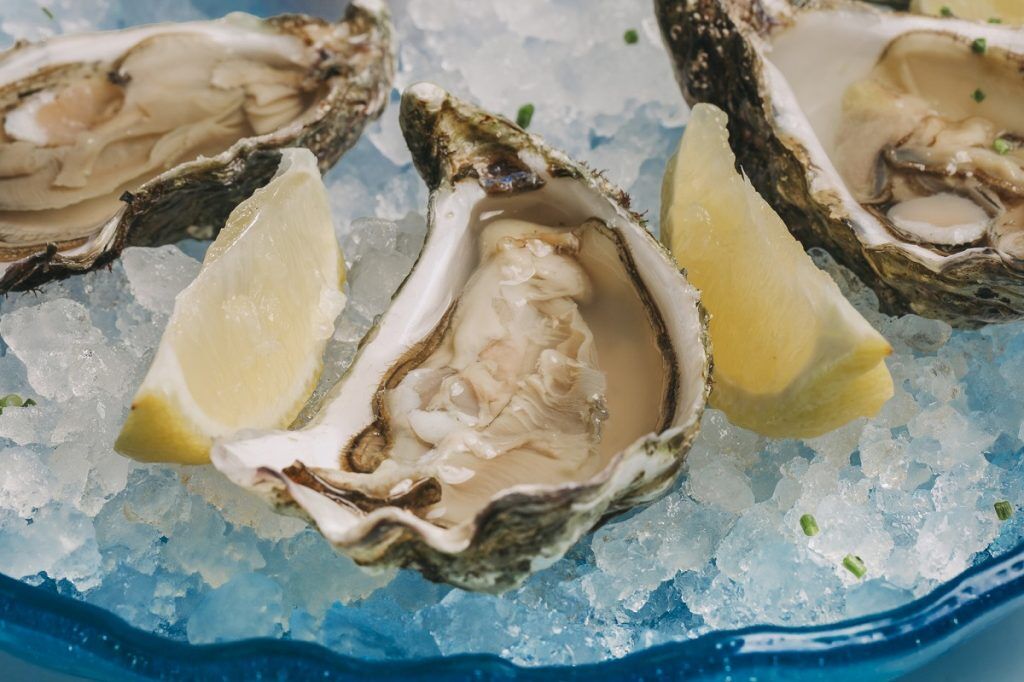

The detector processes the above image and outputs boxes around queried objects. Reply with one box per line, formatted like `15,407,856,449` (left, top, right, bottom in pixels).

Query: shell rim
217,168,710,561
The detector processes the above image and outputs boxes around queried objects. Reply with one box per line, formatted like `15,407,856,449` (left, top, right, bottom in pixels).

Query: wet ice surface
2,0,1024,668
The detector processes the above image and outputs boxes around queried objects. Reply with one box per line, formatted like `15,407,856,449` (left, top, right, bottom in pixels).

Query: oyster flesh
0,2,392,291
656,0,1024,326
213,84,710,592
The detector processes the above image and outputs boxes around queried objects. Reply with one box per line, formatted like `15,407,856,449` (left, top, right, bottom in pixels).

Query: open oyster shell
656,0,1024,326
213,84,710,592
0,1,392,292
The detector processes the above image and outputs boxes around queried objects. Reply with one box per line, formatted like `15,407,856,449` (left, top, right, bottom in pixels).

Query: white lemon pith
913,0,1024,23
115,148,346,464
660,104,893,438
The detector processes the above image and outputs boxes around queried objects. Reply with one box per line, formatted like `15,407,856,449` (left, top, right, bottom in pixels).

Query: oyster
213,84,710,592
0,2,391,291
656,0,1024,326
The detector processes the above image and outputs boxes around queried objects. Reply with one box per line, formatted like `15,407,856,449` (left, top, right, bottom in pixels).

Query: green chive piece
0,394,34,409
973,88,987,103
624,29,639,45
843,554,867,579
799,514,820,537
516,103,535,129
940,6,953,17
989,17,1003,23
972,38,987,54
996,500,1013,521
41,6,54,20
994,138,1013,155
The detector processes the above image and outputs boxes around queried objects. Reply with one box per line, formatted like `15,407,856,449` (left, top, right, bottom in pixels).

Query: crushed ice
1,0,1023,667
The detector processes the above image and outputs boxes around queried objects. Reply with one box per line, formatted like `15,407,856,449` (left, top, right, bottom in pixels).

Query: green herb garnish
973,88,987,103
989,17,1003,24
41,6,54,20
996,500,1014,521
940,6,953,17
0,394,34,415
994,138,1013,155
843,554,867,579
799,514,819,537
516,103,535,129
972,38,987,54
624,29,639,45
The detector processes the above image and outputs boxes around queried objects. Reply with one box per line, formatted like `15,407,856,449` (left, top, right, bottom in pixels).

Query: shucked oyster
656,0,1024,326
0,2,391,291
213,84,710,592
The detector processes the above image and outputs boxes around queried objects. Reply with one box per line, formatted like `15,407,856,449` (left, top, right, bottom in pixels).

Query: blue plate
2,541,1022,680
2,2,1020,680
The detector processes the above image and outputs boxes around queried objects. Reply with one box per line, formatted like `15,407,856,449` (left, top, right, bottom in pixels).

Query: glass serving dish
0,541,1022,681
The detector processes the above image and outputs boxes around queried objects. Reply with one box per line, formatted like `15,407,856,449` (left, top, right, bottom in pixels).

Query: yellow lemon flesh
660,103,893,438
115,148,346,464
912,0,1024,23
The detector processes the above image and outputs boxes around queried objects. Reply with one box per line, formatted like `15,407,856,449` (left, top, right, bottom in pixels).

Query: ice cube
186,572,286,644
0,504,102,590
121,245,200,315
0,299,126,401
0,446,52,516
686,460,755,514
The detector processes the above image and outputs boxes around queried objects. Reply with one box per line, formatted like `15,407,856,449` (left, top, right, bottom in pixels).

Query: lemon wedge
660,104,893,438
912,0,1024,23
115,148,346,464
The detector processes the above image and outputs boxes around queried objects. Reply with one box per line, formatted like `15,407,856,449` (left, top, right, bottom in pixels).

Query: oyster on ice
656,0,1024,326
0,1,391,291
213,84,710,592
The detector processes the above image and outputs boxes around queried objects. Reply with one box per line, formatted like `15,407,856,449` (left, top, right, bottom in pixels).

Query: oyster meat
213,84,710,592
0,1,392,291
657,0,1024,326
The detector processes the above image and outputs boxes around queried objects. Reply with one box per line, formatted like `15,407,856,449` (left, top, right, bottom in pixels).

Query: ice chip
686,460,754,514
186,573,286,644
121,245,200,315
0,299,126,401
0,446,52,516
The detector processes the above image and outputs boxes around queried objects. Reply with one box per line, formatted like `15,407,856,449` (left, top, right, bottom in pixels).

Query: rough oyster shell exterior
213,84,711,592
0,2,393,292
655,0,1024,327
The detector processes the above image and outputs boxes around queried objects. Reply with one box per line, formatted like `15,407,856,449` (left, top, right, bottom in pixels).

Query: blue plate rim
1,539,1023,680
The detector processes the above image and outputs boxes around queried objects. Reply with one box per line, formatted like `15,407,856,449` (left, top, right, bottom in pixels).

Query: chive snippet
973,88,987,103
940,6,953,17
994,138,1013,155
0,394,34,415
516,103,535,129
996,500,1013,521
989,17,1003,24
972,38,987,54
799,514,819,537
41,6,54,20
624,29,639,45
843,554,867,579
